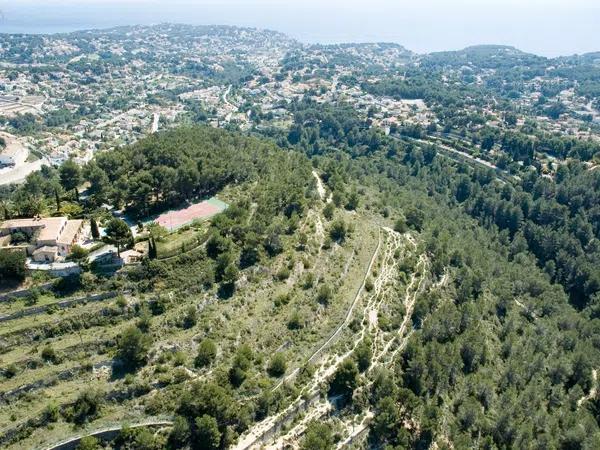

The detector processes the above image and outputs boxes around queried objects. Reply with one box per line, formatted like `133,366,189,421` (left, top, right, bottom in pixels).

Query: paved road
394,134,513,183
43,419,173,450
0,158,48,185
0,132,49,185
409,136,499,171
223,85,233,107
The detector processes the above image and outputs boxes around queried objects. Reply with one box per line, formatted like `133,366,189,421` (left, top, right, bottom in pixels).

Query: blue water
0,1,598,57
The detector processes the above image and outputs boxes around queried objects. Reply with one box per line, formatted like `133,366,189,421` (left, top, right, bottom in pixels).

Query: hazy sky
0,0,599,56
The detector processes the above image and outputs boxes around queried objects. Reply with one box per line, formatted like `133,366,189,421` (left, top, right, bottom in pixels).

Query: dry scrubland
1,177,418,449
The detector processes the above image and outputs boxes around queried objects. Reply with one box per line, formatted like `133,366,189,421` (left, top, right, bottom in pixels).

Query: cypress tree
90,217,100,240
54,188,61,212
149,237,157,259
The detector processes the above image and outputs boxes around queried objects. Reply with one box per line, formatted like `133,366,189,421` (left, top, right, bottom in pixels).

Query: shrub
329,358,359,398
274,293,291,308
264,232,283,257
317,284,333,306
345,188,359,210
77,436,100,450
67,389,103,425
173,367,190,384
268,353,287,377
10,231,29,245
136,303,153,331
172,351,187,367
394,216,408,233
117,425,166,449
287,311,303,330
116,325,152,370
302,272,315,289
353,339,373,372
329,219,348,243
4,363,18,378
193,415,221,450
25,287,41,306
115,295,128,308
41,346,59,364
297,232,308,250
301,421,334,450
229,344,253,387
182,305,198,329
195,339,217,368
323,203,335,220
276,266,291,281
228,365,247,388
406,208,425,231
168,416,190,448
43,402,60,423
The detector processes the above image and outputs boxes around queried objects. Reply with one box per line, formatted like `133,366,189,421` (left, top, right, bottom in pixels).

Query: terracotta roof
32,246,58,255
57,220,83,245
1,217,83,247
1,218,45,229
1,217,67,242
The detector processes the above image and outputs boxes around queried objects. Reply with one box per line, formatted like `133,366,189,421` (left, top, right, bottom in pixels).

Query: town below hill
0,24,599,450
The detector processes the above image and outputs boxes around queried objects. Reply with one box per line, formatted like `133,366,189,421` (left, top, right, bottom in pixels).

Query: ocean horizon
0,1,599,57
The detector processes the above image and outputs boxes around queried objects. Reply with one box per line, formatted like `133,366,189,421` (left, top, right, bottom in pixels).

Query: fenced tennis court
154,198,228,231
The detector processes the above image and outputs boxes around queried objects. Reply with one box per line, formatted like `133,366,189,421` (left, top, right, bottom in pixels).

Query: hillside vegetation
1,122,599,450
0,27,599,449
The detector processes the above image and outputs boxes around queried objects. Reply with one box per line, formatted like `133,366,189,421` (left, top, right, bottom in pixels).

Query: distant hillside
422,44,548,70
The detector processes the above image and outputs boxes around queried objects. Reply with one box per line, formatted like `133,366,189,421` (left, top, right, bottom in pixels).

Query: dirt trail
309,209,325,248
235,229,391,450
312,170,332,204
270,229,382,394
42,418,173,450
578,369,598,407
256,228,418,449
378,253,428,365
330,250,433,447
335,410,374,449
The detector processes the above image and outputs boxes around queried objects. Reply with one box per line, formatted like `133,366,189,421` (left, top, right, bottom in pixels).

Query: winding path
271,227,382,391
235,227,384,449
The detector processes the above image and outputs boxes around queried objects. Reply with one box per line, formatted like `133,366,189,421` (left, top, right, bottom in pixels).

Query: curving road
43,419,173,450
0,132,49,185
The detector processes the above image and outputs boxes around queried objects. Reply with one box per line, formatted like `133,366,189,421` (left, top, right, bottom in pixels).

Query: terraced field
0,178,397,449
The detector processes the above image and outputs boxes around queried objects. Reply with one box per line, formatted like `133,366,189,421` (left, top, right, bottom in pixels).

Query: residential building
0,217,84,262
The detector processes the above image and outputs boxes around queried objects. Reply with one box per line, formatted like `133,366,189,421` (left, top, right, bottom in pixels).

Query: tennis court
154,198,228,231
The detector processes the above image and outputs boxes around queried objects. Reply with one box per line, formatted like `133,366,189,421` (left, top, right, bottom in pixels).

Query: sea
0,1,598,57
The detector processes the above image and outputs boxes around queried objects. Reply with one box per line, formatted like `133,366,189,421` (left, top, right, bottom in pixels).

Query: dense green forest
348,157,600,449
272,102,600,448
279,99,600,312
84,126,311,219
1,119,599,449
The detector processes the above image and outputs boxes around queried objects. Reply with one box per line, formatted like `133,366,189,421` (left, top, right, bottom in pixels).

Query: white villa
0,217,84,262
